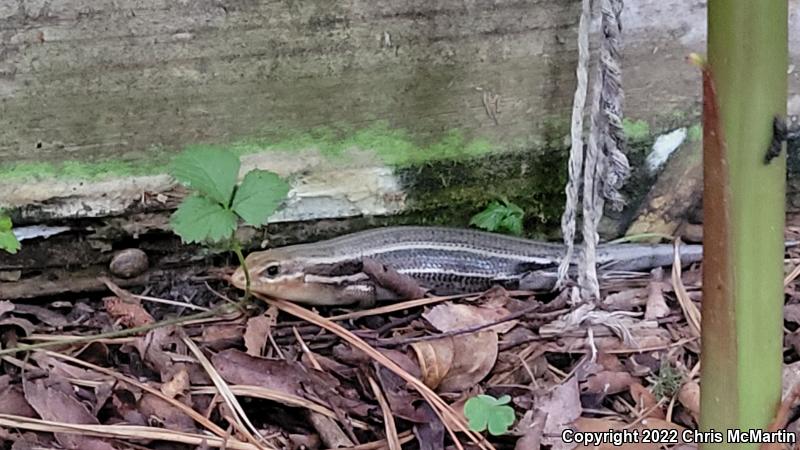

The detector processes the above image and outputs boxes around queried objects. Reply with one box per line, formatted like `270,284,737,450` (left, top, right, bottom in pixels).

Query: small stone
109,249,149,278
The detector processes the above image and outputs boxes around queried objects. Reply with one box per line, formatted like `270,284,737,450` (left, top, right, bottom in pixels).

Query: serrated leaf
0,231,20,254
464,394,515,436
0,215,11,232
170,147,241,205
469,200,525,236
170,195,238,244
231,170,290,226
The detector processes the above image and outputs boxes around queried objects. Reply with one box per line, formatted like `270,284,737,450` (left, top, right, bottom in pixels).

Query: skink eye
262,264,280,278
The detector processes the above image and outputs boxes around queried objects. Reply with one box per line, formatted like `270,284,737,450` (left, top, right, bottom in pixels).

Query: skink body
231,226,704,306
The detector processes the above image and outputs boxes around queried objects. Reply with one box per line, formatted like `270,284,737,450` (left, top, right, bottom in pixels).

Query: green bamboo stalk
700,0,787,447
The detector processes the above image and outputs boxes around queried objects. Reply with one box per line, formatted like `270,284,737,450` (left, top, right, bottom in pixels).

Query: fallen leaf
199,323,245,348
423,303,516,334
104,296,154,328
244,312,274,356
596,353,624,372
411,331,498,392
538,377,582,450
582,371,638,395
644,273,670,319
630,383,664,419
160,365,190,399
23,378,116,450
572,417,685,450
785,304,800,324
602,288,648,310
133,326,186,380
783,361,800,398
0,301,14,316
212,348,303,395
678,381,700,422
515,409,547,450
12,304,69,328
0,385,36,417
0,317,34,337
411,337,454,389
138,393,196,433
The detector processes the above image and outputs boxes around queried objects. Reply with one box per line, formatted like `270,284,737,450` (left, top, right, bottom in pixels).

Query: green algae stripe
0,123,494,182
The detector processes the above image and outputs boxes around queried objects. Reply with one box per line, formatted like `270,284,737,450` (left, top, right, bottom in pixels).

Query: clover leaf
463,394,516,436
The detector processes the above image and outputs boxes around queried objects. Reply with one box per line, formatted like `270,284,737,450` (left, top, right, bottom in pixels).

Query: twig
376,305,568,347
0,302,244,356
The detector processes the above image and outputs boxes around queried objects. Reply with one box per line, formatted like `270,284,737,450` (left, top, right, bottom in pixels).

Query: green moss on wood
622,118,651,142
0,122,493,182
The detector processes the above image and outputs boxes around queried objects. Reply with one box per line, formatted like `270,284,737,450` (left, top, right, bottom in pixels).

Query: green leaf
231,170,291,226
469,200,525,236
0,214,20,254
463,394,515,436
0,215,11,232
170,195,238,244
170,147,241,205
0,231,20,254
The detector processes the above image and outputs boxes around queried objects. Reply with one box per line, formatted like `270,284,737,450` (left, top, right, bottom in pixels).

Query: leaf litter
5,223,800,449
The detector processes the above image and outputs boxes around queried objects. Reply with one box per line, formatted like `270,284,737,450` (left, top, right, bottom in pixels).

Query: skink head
231,249,363,305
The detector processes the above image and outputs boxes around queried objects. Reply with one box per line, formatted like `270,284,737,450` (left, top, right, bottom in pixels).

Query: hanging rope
559,0,629,300
557,0,591,290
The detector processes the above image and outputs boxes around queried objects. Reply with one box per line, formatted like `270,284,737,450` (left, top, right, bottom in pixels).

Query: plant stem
700,1,787,447
232,239,251,303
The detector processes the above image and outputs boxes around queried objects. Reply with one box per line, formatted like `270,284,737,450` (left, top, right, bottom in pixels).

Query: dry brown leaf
602,288,648,310
785,304,800,325
244,312,275,356
23,379,116,450
439,330,498,392
411,331,498,392
211,348,303,395
514,409,547,450
12,304,69,328
582,371,638,396
572,417,685,450
160,365,190,399
199,323,245,347
596,353,624,372
0,317,34,337
0,385,36,418
630,383,664,419
134,326,185,379
423,303,516,334
0,301,14,316
103,296,154,328
411,337,454,389
677,381,700,422
644,275,670,320
138,393,197,433
783,361,800,399
538,377,582,450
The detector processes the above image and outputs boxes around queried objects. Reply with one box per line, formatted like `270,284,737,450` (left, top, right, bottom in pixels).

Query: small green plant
169,147,290,296
0,212,20,254
463,394,516,436
469,198,524,236
648,360,684,398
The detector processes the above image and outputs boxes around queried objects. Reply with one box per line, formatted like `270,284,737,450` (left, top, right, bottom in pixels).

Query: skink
230,226,704,306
